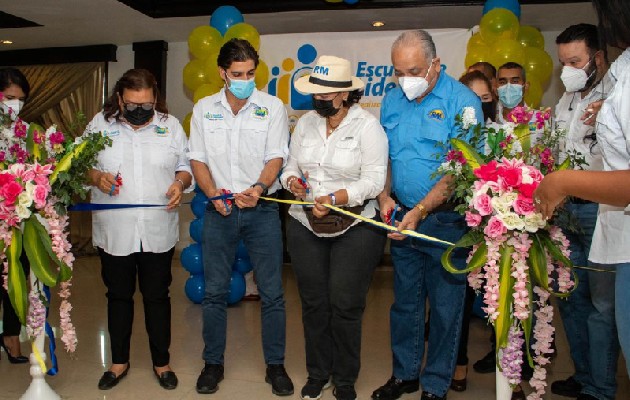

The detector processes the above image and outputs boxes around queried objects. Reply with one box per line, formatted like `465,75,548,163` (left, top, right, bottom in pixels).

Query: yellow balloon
467,32,487,51
479,8,520,44
517,26,545,49
203,51,222,86
183,59,211,92
524,47,554,84
223,23,260,51
182,112,192,137
489,39,525,69
188,26,223,60
255,60,270,90
193,84,221,103
524,78,543,108
465,44,491,69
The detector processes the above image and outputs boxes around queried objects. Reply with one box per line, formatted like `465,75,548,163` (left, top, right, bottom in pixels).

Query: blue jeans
390,211,467,397
201,201,286,365
615,263,630,377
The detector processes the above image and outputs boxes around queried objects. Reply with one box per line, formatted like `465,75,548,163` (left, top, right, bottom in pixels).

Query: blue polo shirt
381,72,483,208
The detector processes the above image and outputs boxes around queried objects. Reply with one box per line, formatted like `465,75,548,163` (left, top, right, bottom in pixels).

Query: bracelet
251,181,269,195
328,192,336,206
287,176,298,189
175,178,185,189
414,203,428,220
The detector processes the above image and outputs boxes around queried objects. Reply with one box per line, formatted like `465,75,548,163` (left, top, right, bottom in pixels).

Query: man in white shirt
552,24,619,400
188,39,293,396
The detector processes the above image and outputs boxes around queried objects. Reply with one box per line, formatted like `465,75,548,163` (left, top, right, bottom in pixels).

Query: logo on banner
267,44,318,112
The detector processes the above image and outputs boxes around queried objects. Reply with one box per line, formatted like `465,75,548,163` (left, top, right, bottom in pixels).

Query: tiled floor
1,256,628,399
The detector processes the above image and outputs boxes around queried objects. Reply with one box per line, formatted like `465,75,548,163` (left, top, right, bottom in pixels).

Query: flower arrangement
0,95,109,354
440,106,579,399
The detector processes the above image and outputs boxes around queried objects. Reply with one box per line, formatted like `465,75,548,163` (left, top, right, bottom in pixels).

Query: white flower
497,211,525,231
510,138,523,155
491,192,517,214
15,203,32,220
523,213,546,233
520,166,534,184
44,125,57,154
462,107,477,129
18,191,33,208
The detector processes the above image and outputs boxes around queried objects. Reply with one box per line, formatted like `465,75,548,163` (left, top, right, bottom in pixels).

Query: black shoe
301,377,330,400
472,350,495,373
98,363,130,390
334,385,357,400
551,376,581,398
511,385,525,400
421,391,446,400
371,376,420,400
196,364,224,394
576,394,599,400
153,369,178,390
265,364,294,396
450,376,467,392
0,334,28,364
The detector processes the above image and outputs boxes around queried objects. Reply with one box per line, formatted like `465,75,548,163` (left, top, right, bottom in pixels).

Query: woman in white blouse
86,69,192,391
281,56,388,400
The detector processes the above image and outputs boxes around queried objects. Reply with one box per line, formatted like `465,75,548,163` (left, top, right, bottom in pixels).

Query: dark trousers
1,252,30,336
457,285,475,366
99,247,174,367
287,218,386,386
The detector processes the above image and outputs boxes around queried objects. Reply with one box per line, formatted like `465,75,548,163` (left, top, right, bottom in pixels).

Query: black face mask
481,101,497,122
312,96,341,118
123,107,153,126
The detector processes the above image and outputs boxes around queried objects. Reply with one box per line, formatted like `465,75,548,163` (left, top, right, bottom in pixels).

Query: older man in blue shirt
372,30,483,400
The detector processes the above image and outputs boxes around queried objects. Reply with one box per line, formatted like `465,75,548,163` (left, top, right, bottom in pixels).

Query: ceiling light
1,40,13,44
372,21,385,27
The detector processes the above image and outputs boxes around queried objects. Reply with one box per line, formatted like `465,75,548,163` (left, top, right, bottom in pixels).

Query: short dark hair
498,62,526,82
0,67,30,99
103,68,168,121
459,70,492,92
342,89,364,107
468,61,496,82
556,24,603,55
217,38,259,70
592,0,630,49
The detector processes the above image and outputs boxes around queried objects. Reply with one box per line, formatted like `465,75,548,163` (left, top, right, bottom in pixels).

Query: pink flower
446,150,467,165
484,216,507,238
465,211,482,227
0,172,15,187
535,109,551,129
49,131,65,145
497,166,522,189
473,193,493,216
507,106,533,125
0,151,5,162
33,185,49,208
513,194,536,215
0,181,23,206
473,160,499,182
518,183,537,198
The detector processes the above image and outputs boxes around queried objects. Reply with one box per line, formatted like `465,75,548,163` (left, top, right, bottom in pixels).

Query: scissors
108,167,122,196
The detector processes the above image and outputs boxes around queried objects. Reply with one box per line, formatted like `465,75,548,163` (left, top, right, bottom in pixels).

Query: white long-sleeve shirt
280,104,388,237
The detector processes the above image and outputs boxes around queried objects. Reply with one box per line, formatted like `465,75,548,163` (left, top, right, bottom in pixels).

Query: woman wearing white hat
281,55,388,400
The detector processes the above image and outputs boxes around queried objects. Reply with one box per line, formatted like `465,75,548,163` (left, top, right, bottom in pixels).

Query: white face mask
560,59,595,93
2,98,24,120
399,60,434,101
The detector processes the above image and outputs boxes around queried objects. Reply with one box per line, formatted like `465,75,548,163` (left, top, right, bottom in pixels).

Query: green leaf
26,123,46,161
23,216,58,287
557,157,572,171
514,125,531,153
450,138,484,170
49,139,89,184
7,228,28,325
528,234,549,290
30,216,72,283
441,231,484,274
539,234,572,267
495,244,515,351
522,278,534,368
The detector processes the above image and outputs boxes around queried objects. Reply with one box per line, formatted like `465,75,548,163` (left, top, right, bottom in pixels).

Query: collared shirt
88,111,192,256
280,104,388,236
187,88,289,194
589,48,629,264
555,72,613,171
382,72,483,208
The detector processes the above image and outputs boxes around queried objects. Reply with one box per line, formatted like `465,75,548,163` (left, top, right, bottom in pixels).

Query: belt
568,197,594,205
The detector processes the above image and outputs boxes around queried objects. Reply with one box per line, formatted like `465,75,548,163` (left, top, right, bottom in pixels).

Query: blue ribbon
42,286,59,376
67,194,233,211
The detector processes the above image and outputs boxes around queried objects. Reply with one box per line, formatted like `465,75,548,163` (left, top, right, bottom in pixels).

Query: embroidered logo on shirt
155,126,170,136
253,107,269,120
204,112,223,121
103,129,120,137
428,109,445,121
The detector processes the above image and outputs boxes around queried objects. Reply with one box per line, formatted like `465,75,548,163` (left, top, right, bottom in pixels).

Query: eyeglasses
122,101,154,112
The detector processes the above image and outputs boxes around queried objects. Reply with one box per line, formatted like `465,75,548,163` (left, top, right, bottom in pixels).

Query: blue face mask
497,83,523,109
226,75,255,100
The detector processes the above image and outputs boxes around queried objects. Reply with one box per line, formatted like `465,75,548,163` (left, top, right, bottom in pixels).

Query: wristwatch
251,181,269,195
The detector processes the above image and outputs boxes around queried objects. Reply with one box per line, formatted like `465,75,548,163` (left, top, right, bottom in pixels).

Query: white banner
258,28,472,131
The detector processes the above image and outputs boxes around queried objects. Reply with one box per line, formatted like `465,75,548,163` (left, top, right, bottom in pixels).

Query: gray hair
392,30,437,61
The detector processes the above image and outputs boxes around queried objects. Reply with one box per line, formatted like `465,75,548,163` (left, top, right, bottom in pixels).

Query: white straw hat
294,55,365,94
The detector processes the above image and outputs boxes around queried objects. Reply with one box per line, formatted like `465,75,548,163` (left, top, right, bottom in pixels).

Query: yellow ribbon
32,341,48,374
259,196,454,246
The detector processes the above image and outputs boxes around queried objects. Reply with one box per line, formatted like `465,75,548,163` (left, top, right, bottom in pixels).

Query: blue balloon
210,6,244,36
181,243,203,275
236,240,250,261
185,274,205,304
482,0,521,18
233,258,253,274
227,271,246,305
190,218,204,243
344,0,359,4
191,193,207,218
